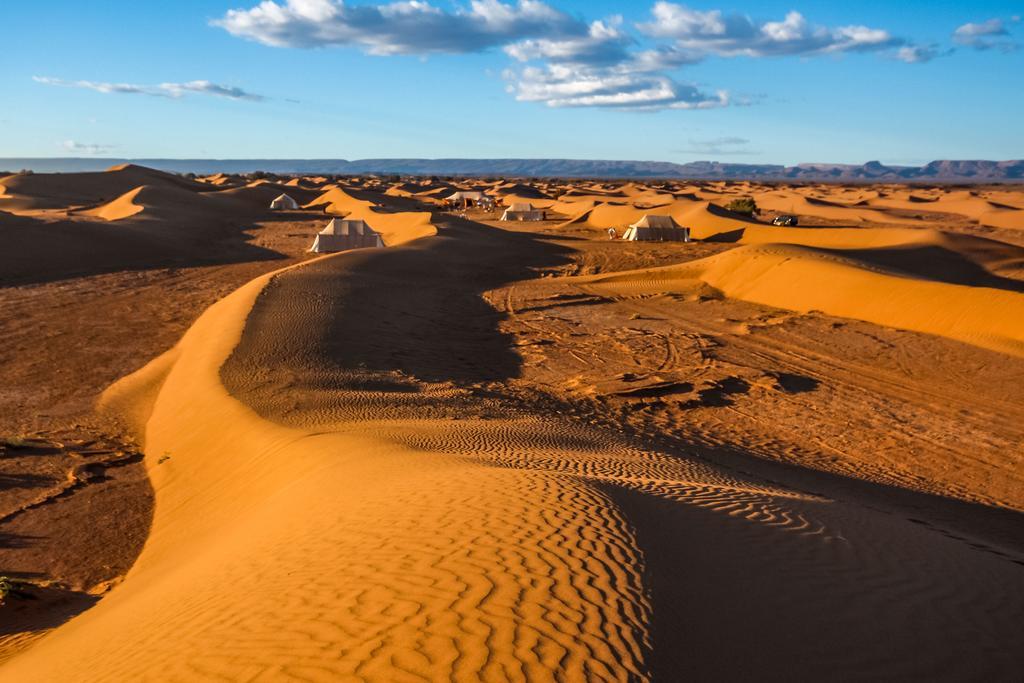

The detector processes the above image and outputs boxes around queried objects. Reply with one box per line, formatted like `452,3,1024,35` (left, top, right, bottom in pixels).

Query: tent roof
320,218,375,235
630,214,679,229
447,191,486,200
508,202,534,212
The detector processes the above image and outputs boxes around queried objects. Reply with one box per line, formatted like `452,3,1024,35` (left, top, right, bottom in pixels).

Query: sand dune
5,219,1022,679
582,241,1024,355
676,201,762,238
868,191,1024,229
306,186,380,214
493,182,552,200
548,198,596,217
79,184,254,222
79,186,147,221
217,180,319,208
198,172,239,187
0,171,286,285
2,251,650,680
300,185,437,245
979,208,1024,230
5,171,1024,680
501,194,557,209
562,199,750,232
0,164,208,213
756,190,923,225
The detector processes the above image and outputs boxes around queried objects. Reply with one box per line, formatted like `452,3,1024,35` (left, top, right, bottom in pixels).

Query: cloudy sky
4,0,1022,164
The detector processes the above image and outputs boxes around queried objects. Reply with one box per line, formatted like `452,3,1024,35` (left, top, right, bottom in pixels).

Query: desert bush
0,577,30,604
725,197,758,216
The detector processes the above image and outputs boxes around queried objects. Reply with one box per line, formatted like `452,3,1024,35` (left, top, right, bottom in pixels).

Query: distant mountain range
3,158,1022,182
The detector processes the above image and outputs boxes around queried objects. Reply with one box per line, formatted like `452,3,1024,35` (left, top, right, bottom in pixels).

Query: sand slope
755,190,923,225
79,184,251,222
583,240,1024,356
0,164,208,213
4,220,1022,680
1,253,651,681
307,186,380,215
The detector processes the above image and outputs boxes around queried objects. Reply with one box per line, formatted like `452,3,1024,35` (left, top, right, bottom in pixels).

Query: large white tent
309,218,384,253
622,215,690,242
501,202,545,221
445,191,493,210
270,193,300,210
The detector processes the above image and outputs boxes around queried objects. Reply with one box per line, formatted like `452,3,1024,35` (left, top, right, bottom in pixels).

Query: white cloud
159,80,266,100
34,76,149,96
62,140,115,155
213,0,583,54
212,1,934,111
954,18,1007,39
953,18,1019,51
638,3,901,57
504,18,631,66
895,44,947,63
34,76,266,101
506,63,727,110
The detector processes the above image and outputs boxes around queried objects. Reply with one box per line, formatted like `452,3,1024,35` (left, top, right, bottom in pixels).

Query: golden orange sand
4,219,1022,680
3,170,1024,680
581,241,1024,356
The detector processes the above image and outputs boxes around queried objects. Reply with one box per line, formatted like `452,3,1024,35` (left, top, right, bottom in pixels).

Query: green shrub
725,197,758,216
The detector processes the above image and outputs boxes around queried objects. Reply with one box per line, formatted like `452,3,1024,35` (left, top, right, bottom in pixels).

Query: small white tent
501,202,545,221
309,218,384,253
622,215,690,242
270,193,299,210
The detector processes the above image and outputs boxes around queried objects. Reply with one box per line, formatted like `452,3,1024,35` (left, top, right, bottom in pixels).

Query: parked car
772,215,798,226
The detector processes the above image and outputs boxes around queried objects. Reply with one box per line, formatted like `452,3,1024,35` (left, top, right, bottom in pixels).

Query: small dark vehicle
772,215,799,226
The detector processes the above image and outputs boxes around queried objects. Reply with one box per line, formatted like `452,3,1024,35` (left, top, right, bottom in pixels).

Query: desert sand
1,167,1022,680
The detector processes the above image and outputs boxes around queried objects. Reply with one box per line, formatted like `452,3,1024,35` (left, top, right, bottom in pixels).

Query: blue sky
2,0,1022,164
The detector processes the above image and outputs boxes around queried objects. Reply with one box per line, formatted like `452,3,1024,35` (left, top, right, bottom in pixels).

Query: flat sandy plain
0,165,1022,680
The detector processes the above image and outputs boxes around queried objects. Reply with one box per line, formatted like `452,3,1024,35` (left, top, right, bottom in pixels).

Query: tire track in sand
4,220,1023,680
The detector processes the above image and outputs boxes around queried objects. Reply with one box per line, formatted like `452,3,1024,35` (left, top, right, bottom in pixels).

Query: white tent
270,193,299,210
622,214,690,242
446,191,493,209
501,202,545,221
447,191,485,202
309,218,384,253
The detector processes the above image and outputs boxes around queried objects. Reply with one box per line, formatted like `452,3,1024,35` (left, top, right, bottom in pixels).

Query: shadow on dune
0,584,99,638
0,212,287,288
0,533,38,550
701,228,747,243
228,215,575,388
818,244,1024,293
598,437,1024,681
0,473,52,492
221,214,1024,678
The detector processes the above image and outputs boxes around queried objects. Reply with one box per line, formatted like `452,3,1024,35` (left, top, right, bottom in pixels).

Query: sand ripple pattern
5,225,1023,681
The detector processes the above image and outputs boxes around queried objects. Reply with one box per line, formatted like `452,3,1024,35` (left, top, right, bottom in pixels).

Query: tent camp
446,191,493,209
309,218,384,253
270,193,299,210
622,215,690,242
501,202,545,221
